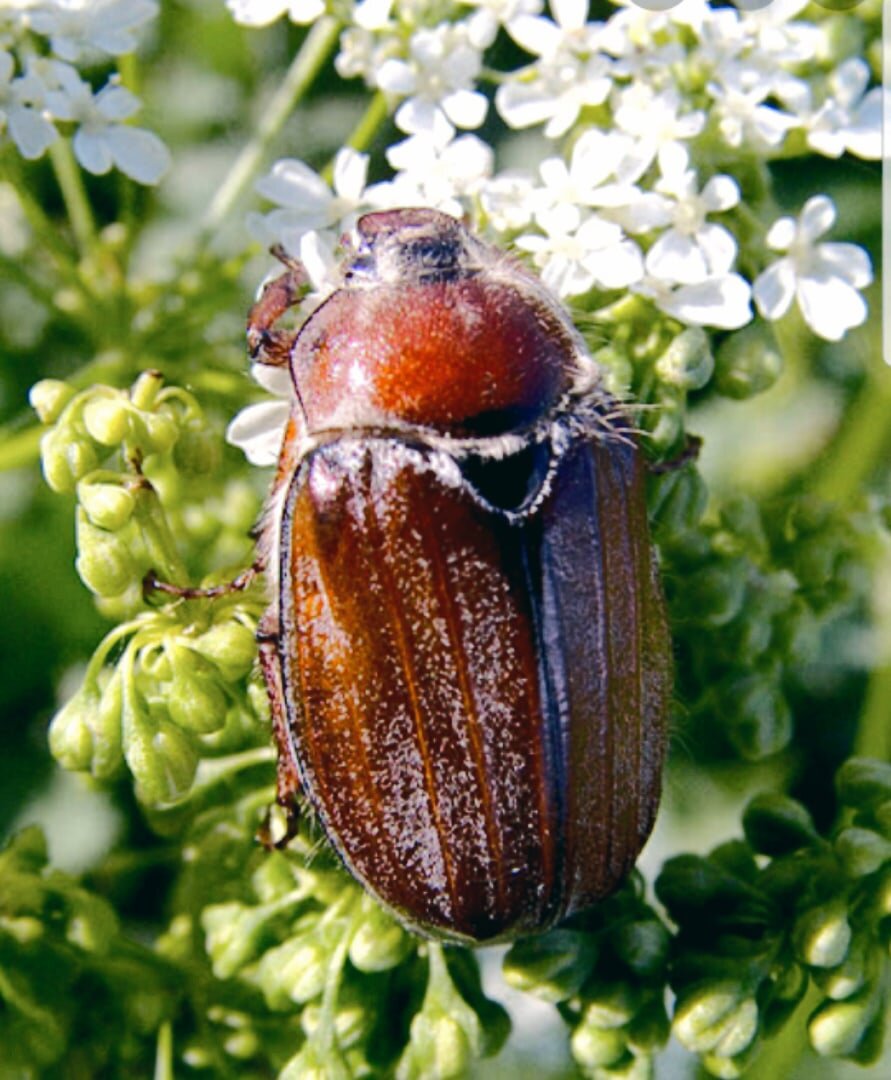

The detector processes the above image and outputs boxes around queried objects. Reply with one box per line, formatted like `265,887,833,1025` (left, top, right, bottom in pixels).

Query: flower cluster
0,0,168,182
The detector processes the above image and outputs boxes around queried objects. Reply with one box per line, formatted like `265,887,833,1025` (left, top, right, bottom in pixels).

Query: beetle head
341,208,488,287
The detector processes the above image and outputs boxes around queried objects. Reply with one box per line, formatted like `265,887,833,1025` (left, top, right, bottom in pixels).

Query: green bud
251,852,299,903
717,496,767,558
66,892,118,954
503,929,597,1003
813,937,867,1001
773,601,819,667
173,419,220,475
129,370,164,411
48,682,101,772
4,915,45,944
808,985,880,1057
656,855,753,920
202,902,271,980
683,559,747,627
165,646,228,735
626,998,670,1053
614,919,670,979
281,1039,351,1080
75,508,138,596
78,479,136,531
82,395,130,446
673,984,758,1057
835,827,891,878
646,388,684,454
570,1022,628,1069
701,1041,760,1080
188,622,257,683
792,901,852,968
41,428,99,493
837,758,891,813
726,677,792,761
649,467,708,539
223,1030,260,1060
655,328,713,391
400,1012,473,1080
126,713,198,805
302,999,369,1047
132,411,178,455
714,325,783,399
349,902,413,973
29,379,75,424
255,937,328,1007
582,982,641,1029
743,793,818,856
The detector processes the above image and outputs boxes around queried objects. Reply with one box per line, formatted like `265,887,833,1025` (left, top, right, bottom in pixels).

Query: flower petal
226,400,291,466
798,195,835,242
753,258,796,320
661,275,753,329
105,125,170,184
797,275,867,341
814,242,873,289
442,89,488,130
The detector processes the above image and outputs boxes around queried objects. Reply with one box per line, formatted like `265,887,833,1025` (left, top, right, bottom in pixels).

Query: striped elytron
252,208,671,943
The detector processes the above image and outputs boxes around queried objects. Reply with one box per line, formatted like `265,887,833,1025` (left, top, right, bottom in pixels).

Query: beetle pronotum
250,208,671,944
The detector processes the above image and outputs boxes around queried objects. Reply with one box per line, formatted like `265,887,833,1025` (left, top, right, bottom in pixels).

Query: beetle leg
142,562,263,602
247,254,310,366
648,433,702,474
257,616,304,810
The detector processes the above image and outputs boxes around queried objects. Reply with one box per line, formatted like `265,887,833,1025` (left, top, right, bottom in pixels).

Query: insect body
253,209,671,943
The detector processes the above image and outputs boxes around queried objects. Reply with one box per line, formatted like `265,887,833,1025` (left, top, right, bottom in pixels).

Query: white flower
0,50,57,159
707,65,799,151
250,148,369,254
29,0,158,62
516,203,643,299
461,0,541,48
43,62,169,183
480,169,537,232
496,0,613,138
804,59,884,161
225,0,325,27
380,130,493,218
644,144,740,286
226,363,293,467
635,273,753,330
535,128,641,216
753,195,872,342
737,0,820,67
376,22,487,137
612,85,705,180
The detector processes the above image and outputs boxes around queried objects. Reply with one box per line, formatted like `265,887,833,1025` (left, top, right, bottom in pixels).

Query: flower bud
223,1030,261,1060
174,420,220,475
48,682,101,772
202,902,270,980
41,428,99,493
403,1011,473,1080
78,479,136,531
255,937,328,1007
251,852,298,903
673,984,758,1057
66,892,118,954
793,900,852,968
503,929,597,1003
75,508,138,596
650,467,708,539
683,559,747,627
82,396,131,446
281,1040,351,1080
813,936,867,1001
614,919,670,979
30,379,75,424
189,622,257,683
129,370,164,411
835,827,891,879
808,986,880,1057
743,793,818,856
836,758,891,813
570,1021,628,1069
626,997,670,1053
126,714,198,805
714,325,783,399
725,676,792,760
582,982,641,1029
655,328,713,391
165,647,228,735
132,411,178,455
349,903,413,972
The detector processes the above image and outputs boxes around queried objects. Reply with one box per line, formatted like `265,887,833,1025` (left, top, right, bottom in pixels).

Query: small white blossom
250,148,369,254
612,85,705,181
535,128,641,217
381,130,492,217
226,363,293,467
753,195,872,342
496,0,613,138
635,273,753,330
803,59,884,161
461,0,541,48
29,0,158,62
0,50,57,159
644,144,740,286
376,22,487,137
707,65,799,151
737,0,820,67
43,62,169,183
516,203,643,299
226,0,325,27
480,169,537,232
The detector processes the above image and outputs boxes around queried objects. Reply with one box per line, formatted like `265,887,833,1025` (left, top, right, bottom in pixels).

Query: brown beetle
252,208,671,944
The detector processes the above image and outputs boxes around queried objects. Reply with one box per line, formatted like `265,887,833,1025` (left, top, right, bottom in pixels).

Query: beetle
249,208,672,944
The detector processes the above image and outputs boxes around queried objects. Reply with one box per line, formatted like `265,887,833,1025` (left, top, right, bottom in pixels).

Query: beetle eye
406,237,462,272
459,440,551,513
345,251,376,279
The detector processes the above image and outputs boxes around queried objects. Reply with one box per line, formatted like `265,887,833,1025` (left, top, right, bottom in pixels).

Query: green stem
153,1021,174,1080
855,536,891,762
320,90,389,184
48,139,98,255
315,892,361,1053
746,982,822,1080
132,484,189,585
195,17,342,248
0,425,42,472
